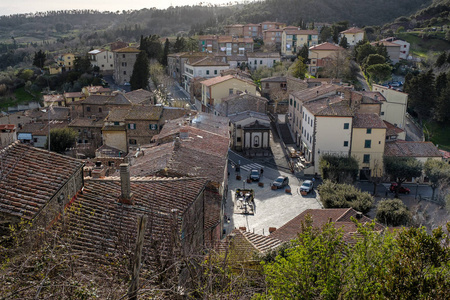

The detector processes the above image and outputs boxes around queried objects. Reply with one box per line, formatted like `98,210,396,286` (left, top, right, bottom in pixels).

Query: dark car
250,169,261,181
300,180,314,194
390,183,410,194
272,176,289,188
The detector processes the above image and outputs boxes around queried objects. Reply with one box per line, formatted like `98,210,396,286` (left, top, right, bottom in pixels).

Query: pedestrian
312,177,315,187
260,168,264,176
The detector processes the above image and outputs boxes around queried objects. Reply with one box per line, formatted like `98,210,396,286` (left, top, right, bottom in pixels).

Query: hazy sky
1,0,247,16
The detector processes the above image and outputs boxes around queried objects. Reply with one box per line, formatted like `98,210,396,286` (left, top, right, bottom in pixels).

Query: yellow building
281,29,319,56
58,53,76,71
372,84,408,130
201,75,257,114
64,92,85,104
102,109,129,153
351,113,386,180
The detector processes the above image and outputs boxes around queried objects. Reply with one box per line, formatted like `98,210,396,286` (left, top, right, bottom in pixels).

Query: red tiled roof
270,208,384,242
64,177,207,263
125,89,153,105
371,41,401,48
309,42,343,51
341,27,364,34
0,124,15,131
385,140,442,157
201,75,255,87
113,46,140,53
0,142,84,220
439,150,450,159
43,94,64,103
384,121,404,137
216,229,282,256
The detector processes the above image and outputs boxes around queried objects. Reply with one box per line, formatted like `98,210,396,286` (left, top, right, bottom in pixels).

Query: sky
1,0,250,16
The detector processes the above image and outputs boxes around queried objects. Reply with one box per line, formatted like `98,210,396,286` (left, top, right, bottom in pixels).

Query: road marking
240,163,265,172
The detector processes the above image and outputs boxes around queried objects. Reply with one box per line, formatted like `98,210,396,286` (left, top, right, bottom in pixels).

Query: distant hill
0,0,433,44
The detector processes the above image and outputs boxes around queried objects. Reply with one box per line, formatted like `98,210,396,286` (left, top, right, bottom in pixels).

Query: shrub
376,198,411,226
318,180,374,213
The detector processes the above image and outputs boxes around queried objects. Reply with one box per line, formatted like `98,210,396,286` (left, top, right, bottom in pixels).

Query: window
344,141,349,147
366,128,372,134
214,70,217,75
290,98,293,105
344,123,349,129
99,108,102,113
86,107,91,112
254,136,260,147
122,54,125,58
114,121,120,126
381,111,385,116
254,60,257,65
260,60,263,64
149,124,158,130
122,62,127,67
363,154,370,163
128,123,136,130
237,137,241,142
206,70,210,75
129,139,137,145
229,88,233,95
101,64,104,67
364,140,371,148
123,71,126,75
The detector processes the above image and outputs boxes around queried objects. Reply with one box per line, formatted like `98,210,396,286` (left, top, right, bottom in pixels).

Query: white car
300,180,314,194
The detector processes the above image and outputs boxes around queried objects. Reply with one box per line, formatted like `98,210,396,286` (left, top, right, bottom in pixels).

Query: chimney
119,163,133,204
356,211,363,219
174,137,181,150
180,128,189,139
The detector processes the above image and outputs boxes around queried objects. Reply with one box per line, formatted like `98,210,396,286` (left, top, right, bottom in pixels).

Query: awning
18,133,32,140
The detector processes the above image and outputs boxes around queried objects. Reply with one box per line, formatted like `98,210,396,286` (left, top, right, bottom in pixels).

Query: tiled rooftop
0,142,84,220
385,140,442,157
270,208,384,243
341,27,364,34
384,121,404,137
81,93,131,106
291,83,339,100
309,42,344,51
64,177,207,262
246,52,280,58
303,96,353,117
353,113,386,129
125,89,154,105
216,229,282,256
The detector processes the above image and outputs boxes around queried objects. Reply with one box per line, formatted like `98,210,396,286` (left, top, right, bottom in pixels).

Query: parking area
224,161,322,236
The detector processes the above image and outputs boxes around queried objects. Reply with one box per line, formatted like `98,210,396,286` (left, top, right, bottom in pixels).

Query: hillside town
1,8,450,298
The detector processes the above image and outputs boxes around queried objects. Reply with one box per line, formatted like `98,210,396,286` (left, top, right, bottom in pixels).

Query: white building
382,37,410,60
88,49,115,73
300,95,353,174
184,56,230,92
246,52,281,70
228,111,271,153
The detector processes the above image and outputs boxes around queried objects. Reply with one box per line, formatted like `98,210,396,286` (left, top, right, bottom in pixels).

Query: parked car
390,183,410,194
300,180,314,194
250,169,261,181
272,176,289,188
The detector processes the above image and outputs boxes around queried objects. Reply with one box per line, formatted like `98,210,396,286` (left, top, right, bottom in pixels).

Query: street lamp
243,180,246,190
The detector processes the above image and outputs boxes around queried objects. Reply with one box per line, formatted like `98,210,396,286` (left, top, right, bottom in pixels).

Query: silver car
272,176,289,188
300,180,314,194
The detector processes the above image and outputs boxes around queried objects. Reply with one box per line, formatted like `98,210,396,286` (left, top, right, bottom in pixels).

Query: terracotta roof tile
309,42,344,51
270,208,383,242
341,27,364,34
385,141,442,157
353,113,386,129
0,142,84,220
125,89,154,105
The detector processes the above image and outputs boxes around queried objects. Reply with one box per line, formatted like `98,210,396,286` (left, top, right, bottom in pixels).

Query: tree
384,156,423,198
434,74,450,123
339,36,348,49
162,38,170,66
33,50,46,68
376,198,412,226
173,36,186,53
319,153,359,184
366,63,392,83
45,127,78,153
130,51,150,91
297,44,308,62
317,180,374,213
139,35,162,60
289,58,307,79
73,55,92,74
364,53,386,68
354,42,376,65
260,220,347,300
319,26,332,43
404,70,436,121
435,52,447,68
424,159,450,201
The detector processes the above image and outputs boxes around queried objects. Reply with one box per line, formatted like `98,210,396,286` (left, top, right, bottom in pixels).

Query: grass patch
0,87,41,109
396,32,450,56
423,121,450,151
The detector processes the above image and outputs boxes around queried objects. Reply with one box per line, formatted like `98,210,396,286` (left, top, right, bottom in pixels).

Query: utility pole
128,215,147,300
